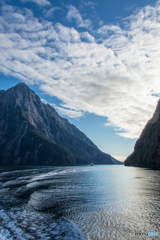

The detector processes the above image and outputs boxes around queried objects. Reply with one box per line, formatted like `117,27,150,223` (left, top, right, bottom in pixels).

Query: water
0,165,159,239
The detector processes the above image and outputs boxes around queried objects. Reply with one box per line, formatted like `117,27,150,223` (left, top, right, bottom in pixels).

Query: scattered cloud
20,0,51,6
53,106,84,118
0,1,160,139
41,98,48,104
80,0,97,9
41,99,83,118
80,31,95,42
97,25,123,36
99,20,104,26
124,4,137,12
66,5,92,29
44,7,61,19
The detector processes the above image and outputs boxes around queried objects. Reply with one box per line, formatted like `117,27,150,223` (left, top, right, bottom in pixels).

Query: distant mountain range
125,100,160,169
0,83,120,166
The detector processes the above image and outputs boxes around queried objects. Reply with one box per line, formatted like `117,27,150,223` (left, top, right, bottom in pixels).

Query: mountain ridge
0,83,118,166
125,100,160,169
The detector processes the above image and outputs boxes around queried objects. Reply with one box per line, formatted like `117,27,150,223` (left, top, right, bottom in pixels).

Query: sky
0,0,160,162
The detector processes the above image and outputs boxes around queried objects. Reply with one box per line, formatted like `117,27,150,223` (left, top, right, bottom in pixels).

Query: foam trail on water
0,167,86,240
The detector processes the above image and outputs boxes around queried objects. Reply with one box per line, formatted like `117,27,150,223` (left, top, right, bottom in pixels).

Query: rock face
125,100,160,169
0,83,115,166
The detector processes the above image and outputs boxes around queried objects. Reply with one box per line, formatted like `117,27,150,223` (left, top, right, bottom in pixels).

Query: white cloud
80,0,97,9
41,99,83,118
41,98,48,104
80,32,95,42
53,106,84,118
66,5,92,29
55,23,80,43
0,2,160,139
20,0,51,6
97,25,123,36
45,7,61,19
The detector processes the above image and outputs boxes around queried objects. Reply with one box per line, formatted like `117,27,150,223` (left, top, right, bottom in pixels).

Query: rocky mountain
125,100,160,169
0,83,116,166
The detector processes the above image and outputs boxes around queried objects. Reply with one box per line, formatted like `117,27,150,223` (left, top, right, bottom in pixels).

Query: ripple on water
0,166,160,240
0,207,86,240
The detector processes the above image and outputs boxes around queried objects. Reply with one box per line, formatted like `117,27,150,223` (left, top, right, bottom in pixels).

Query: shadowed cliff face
125,100,160,169
0,83,114,166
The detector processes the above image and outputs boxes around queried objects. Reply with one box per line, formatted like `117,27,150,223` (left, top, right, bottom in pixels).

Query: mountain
0,83,117,166
125,100,160,169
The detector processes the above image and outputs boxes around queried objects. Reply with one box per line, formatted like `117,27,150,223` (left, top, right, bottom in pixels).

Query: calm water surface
0,165,159,239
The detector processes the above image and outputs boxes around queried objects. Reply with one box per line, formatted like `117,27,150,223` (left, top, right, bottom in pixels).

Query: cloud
45,7,61,19
80,0,97,9
41,99,83,118
0,2,160,139
80,32,95,42
20,0,51,6
66,5,92,29
97,25,123,36
52,106,84,118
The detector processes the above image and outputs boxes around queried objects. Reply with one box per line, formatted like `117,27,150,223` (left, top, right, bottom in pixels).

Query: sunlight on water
0,165,159,239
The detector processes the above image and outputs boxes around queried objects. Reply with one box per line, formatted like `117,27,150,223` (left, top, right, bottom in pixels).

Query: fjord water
0,165,159,240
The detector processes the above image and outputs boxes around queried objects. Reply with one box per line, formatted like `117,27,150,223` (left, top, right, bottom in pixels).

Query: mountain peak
7,82,30,92
16,82,28,87
0,83,115,166
5,82,34,97
14,82,34,94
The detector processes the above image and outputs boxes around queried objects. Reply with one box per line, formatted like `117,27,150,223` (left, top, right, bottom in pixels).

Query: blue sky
0,0,160,161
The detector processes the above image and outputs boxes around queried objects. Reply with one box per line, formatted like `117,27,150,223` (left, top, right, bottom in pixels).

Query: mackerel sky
0,0,160,161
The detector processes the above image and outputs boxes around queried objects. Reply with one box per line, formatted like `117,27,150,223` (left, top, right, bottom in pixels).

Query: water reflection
0,165,159,239
56,165,160,239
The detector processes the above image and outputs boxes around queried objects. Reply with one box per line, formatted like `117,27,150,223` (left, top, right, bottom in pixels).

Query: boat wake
0,167,86,240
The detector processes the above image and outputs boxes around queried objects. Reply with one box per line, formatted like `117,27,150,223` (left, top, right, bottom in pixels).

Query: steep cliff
125,100,160,169
0,83,115,166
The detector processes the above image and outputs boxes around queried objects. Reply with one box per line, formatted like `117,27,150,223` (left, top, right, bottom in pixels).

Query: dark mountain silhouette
125,100,160,169
0,83,118,166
